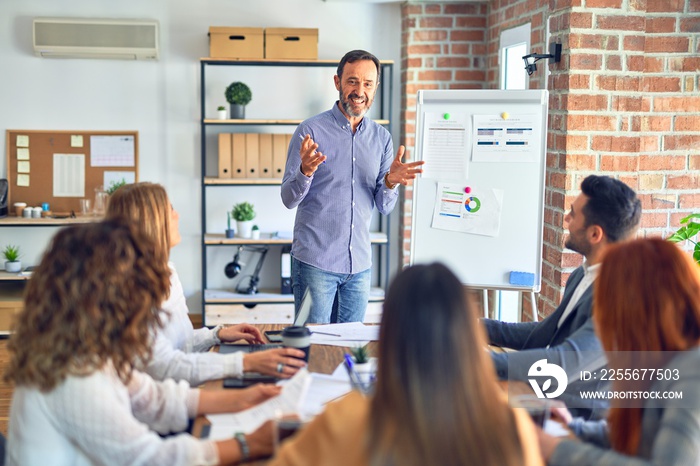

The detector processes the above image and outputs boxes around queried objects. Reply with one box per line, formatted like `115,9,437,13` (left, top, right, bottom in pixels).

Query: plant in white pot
350,344,374,386
232,202,256,238
225,81,252,119
251,224,261,240
3,244,22,273
217,105,227,120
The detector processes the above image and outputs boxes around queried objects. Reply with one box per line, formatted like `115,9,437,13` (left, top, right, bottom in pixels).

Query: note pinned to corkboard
5,130,139,215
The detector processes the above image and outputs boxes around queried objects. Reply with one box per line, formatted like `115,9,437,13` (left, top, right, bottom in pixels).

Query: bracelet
234,432,250,462
384,172,397,189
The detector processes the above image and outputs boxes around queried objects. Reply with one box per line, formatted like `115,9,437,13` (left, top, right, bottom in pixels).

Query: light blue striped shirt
281,103,399,274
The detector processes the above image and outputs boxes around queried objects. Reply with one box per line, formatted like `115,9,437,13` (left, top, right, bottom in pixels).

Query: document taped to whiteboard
431,181,503,237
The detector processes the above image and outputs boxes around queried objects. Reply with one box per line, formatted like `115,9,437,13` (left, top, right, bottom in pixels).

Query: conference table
192,324,377,464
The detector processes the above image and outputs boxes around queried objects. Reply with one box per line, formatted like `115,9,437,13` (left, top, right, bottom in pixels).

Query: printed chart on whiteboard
472,114,537,163
431,182,504,237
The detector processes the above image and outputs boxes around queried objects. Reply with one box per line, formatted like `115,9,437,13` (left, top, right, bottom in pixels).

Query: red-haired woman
539,237,700,464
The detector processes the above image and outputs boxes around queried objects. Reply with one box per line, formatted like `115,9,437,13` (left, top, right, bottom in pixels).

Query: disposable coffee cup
281,326,311,362
14,202,26,217
22,207,32,218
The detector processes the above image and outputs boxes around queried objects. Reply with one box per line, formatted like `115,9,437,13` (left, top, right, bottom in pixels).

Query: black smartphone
264,330,283,343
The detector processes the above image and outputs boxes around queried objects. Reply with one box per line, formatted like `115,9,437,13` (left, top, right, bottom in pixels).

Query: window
499,24,531,90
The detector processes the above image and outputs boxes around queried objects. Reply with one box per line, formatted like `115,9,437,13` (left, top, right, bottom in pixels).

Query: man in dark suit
484,175,641,418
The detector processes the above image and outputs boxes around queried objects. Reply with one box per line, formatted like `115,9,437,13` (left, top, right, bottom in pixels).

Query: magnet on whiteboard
464,186,471,194
443,113,451,120
501,112,509,120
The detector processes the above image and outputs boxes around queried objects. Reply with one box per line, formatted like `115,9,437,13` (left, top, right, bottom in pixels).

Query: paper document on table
310,322,380,346
544,419,570,437
299,372,352,420
206,369,311,440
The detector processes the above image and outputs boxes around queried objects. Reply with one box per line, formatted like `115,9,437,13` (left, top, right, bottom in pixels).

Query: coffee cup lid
282,326,311,337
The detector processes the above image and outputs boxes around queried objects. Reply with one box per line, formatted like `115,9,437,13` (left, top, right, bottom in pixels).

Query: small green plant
225,82,252,105
2,245,21,262
106,178,127,195
668,213,700,265
231,202,256,222
252,224,260,231
350,344,370,364
217,105,226,111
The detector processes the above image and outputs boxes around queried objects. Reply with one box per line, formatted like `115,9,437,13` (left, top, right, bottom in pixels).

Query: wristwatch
234,432,250,461
384,172,397,189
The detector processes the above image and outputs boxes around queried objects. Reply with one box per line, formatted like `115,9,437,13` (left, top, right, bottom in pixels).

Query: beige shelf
200,58,394,65
0,271,30,281
204,232,387,245
204,177,282,185
0,215,100,226
205,287,384,304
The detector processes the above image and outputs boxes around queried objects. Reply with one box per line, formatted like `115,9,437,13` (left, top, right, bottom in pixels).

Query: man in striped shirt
281,49,423,324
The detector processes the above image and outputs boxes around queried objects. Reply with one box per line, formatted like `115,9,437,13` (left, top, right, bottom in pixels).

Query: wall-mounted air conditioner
33,17,159,60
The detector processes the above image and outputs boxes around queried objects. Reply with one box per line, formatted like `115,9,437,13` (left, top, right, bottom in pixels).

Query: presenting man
281,50,423,324
484,175,641,418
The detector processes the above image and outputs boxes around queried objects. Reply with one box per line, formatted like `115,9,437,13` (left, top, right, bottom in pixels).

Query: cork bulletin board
5,130,139,214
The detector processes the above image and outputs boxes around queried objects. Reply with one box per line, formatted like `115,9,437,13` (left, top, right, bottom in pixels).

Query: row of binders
218,133,291,179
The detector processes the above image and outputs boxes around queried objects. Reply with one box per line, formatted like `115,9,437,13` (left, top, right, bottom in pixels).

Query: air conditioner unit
33,18,159,60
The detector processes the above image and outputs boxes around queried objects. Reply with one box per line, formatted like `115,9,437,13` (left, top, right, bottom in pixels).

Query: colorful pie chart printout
431,182,504,237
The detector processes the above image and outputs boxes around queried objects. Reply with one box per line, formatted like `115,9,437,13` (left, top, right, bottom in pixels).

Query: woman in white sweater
106,182,306,385
5,220,277,465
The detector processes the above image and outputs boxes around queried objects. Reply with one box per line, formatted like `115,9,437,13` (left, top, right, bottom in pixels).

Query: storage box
209,27,264,59
265,28,318,60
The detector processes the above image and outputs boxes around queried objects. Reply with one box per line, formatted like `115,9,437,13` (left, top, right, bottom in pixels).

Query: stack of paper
206,368,311,440
309,322,380,347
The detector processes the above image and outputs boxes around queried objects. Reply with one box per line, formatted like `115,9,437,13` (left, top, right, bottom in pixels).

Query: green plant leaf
2,244,21,262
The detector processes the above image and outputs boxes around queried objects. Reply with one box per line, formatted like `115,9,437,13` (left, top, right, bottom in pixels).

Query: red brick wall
399,0,700,320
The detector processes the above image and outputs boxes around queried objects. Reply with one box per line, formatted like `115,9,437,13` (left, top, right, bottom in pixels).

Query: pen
343,353,362,390
312,331,341,337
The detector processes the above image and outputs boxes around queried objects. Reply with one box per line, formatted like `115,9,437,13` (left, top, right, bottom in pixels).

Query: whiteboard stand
482,289,538,322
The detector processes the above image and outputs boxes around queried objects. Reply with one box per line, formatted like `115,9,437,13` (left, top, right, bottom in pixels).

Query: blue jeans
292,257,371,324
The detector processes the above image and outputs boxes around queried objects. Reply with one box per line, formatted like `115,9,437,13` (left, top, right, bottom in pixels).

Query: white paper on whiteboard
472,114,537,163
53,153,85,197
431,181,504,237
104,171,136,190
421,112,470,180
90,135,135,167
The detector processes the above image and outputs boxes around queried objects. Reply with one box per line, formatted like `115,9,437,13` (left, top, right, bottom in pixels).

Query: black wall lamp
522,43,562,76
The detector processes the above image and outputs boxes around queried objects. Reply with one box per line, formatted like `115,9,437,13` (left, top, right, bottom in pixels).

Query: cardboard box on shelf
265,28,318,60
209,27,264,59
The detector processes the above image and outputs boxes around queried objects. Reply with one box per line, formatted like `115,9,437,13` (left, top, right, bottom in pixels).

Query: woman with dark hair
5,220,278,465
539,237,700,464
106,182,305,385
267,262,542,466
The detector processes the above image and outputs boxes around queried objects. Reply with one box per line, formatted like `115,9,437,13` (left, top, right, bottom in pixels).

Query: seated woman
539,237,700,464
5,220,276,465
106,182,305,385
268,262,543,466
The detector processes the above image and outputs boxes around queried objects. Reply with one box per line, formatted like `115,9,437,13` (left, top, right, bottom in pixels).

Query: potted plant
225,81,252,119
106,178,127,196
217,105,227,120
668,213,700,266
350,344,374,385
231,202,256,238
3,244,22,273
251,224,261,240
225,211,235,239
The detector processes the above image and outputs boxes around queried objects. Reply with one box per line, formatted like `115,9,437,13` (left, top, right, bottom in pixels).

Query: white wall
0,0,402,313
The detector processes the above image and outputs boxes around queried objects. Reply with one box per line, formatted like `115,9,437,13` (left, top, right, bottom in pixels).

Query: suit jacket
484,266,608,419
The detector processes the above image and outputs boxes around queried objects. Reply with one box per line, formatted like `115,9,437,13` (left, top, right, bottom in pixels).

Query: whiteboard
409,89,548,291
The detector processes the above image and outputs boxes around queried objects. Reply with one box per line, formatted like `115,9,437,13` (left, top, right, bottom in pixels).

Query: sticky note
16,135,29,147
17,174,30,187
17,148,29,160
509,271,535,287
71,135,84,147
17,161,30,173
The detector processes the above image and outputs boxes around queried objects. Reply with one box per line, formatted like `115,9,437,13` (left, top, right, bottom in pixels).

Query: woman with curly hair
106,182,306,385
5,220,278,465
